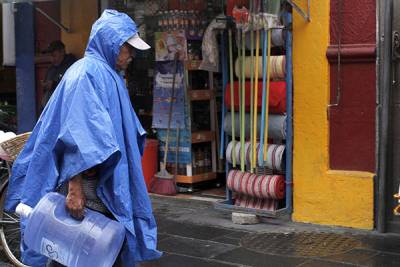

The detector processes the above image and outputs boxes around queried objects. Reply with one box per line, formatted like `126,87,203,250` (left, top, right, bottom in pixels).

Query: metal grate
240,232,362,257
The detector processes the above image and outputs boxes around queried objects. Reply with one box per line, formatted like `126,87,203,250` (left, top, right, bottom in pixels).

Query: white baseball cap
127,33,151,50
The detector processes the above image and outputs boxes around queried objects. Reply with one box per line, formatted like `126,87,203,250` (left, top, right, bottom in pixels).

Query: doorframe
376,0,393,233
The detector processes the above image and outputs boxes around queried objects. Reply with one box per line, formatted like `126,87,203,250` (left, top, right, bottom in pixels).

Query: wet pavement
141,195,400,267
1,195,400,266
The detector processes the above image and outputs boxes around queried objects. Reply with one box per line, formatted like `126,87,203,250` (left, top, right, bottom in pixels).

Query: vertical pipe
377,0,393,233
15,3,36,133
285,11,294,214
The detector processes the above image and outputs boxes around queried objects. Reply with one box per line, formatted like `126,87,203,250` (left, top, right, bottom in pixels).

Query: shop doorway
117,0,293,210
381,0,400,233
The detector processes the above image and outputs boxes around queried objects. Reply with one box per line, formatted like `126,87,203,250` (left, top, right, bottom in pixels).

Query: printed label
41,238,67,265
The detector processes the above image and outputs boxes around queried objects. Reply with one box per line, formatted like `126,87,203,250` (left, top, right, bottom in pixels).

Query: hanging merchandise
155,30,188,61
152,61,186,129
235,195,278,211
227,170,285,200
226,0,249,16
223,113,286,140
199,17,226,72
155,9,207,39
159,0,168,11
226,141,285,172
133,1,145,24
224,81,286,114
234,55,285,80
144,0,160,16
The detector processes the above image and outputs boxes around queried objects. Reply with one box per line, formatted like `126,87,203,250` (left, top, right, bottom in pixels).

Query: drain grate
240,232,362,257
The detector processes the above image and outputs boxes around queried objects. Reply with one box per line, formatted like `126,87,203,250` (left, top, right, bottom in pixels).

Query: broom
150,55,178,196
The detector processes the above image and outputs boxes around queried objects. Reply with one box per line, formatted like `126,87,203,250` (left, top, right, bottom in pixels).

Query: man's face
51,49,65,66
116,44,135,71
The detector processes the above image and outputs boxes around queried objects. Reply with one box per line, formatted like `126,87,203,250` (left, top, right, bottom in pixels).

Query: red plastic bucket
142,139,158,191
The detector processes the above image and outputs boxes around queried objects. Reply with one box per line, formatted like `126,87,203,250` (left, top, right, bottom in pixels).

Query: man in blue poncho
5,10,162,267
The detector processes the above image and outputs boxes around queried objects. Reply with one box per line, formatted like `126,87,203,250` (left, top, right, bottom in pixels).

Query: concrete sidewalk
142,195,400,267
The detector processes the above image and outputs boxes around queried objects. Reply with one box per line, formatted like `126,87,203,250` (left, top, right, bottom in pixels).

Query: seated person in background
41,40,76,110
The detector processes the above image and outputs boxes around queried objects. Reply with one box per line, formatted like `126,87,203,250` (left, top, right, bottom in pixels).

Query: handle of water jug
54,201,85,226
16,203,33,218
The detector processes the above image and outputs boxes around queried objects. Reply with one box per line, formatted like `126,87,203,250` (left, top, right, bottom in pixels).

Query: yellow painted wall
292,1,374,229
60,0,98,58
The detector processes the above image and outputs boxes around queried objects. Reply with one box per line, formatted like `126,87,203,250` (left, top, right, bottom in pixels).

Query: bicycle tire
0,182,29,267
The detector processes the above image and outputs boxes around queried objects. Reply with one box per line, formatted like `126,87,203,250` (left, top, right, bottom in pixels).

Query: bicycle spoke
4,228,21,235
0,220,20,226
0,212,20,223
8,239,20,248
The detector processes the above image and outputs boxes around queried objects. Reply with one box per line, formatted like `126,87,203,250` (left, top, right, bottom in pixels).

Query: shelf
176,172,217,184
186,35,203,41
191,131,214,143
138,110,152,116
189,89,214,101
185,60,202,70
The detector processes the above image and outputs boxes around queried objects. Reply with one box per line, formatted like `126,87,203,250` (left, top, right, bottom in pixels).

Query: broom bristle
150,176,177,196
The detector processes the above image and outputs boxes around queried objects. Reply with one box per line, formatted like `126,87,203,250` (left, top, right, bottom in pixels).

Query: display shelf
176,172,217,184
189,89,214,101
185,60,202,70
191,131,214,144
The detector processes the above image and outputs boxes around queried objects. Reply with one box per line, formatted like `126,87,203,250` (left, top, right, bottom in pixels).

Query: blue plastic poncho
5,9,162,266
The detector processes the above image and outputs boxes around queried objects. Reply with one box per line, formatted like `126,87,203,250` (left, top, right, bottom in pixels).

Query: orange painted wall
60,0,98,58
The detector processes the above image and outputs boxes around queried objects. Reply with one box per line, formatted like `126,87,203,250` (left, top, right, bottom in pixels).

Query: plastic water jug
16,192,126,267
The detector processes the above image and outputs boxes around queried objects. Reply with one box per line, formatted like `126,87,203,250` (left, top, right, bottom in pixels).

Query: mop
233,6,250,172
220,32,228,160
259,27,268,165
241,19,246,172
228,29,236,167
150,55,178,196
263,27,272,162
252,2,261,172
236,19,243,170
249,0,255,173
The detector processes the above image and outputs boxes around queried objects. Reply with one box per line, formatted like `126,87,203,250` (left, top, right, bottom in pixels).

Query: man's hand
66,174,86,220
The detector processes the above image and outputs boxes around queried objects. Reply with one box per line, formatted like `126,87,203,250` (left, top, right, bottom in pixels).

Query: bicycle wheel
0,183,28,267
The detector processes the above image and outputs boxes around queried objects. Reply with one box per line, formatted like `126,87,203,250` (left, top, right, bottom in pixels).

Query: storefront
5,0,389,232
49,0,378,230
